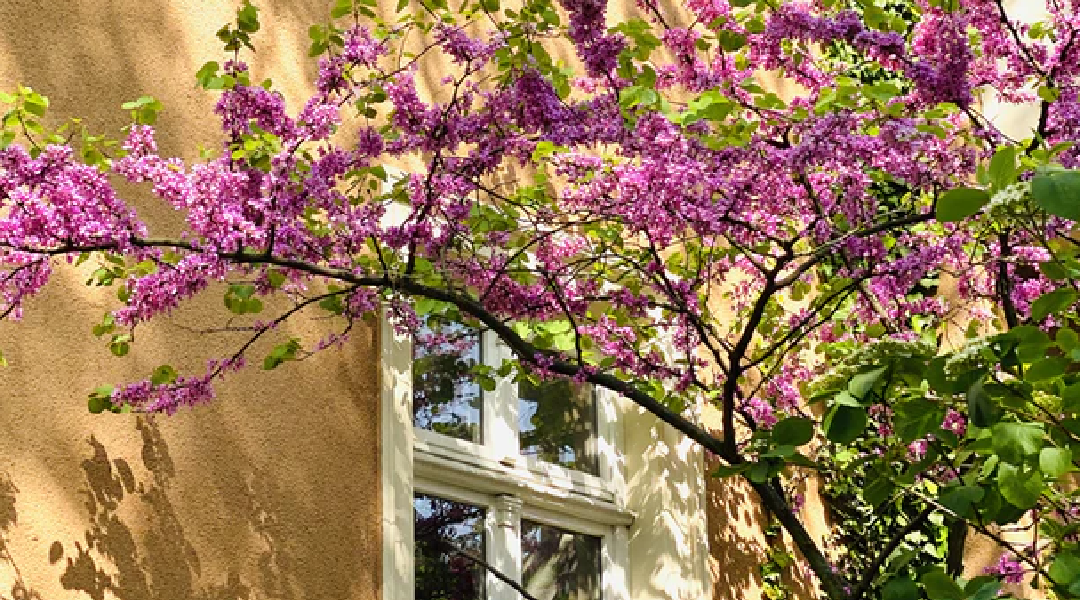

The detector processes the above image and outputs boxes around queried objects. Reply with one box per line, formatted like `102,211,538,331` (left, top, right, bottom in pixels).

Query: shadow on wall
0,470,39,600
705,453,820,600
0,417,325,600
705,453,768,600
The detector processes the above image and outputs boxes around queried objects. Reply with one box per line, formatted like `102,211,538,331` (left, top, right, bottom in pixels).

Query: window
521,519,601,600
381,315,631,600
519,379,597,476
412,322,483,443
414,494,486,600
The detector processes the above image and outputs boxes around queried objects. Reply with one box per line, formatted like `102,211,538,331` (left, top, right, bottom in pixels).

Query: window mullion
603,526,630,600
488,494,523,600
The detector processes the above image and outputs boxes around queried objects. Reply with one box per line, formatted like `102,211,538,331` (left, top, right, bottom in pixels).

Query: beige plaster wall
0,2,383,599
701,404,829,600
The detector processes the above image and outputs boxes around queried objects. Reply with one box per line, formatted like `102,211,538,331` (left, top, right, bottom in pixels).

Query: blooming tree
3,0,1080,597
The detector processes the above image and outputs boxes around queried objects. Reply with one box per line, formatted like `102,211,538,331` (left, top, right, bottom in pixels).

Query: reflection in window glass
413,322,482,443
519,380,597,475
414,494,487,600
522,520,601,600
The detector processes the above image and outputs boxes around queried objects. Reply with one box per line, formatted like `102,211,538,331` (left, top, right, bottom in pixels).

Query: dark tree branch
438,539,541,600
850,507,933,600
7,235,863,600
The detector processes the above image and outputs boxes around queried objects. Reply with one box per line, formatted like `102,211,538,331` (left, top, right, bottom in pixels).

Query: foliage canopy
4,0,1080,598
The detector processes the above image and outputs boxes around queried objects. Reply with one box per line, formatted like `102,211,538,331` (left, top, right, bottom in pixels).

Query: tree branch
849,507,933,600
6,236,851,600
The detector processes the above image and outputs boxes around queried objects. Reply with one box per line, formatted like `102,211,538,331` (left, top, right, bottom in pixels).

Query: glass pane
519,380,598,475
414,494,487,600
521,520,601,600
413,322,483,443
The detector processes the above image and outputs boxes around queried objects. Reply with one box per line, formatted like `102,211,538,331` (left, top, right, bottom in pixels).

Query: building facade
0,2,728,599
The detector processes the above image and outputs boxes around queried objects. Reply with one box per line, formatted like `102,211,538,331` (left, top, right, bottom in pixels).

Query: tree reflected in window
414,494,487,600
522,520,601,600
519,379,598,475
413,322,482,443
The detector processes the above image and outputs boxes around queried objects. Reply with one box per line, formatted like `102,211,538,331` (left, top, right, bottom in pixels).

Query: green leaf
1050,552,1080,588
150,365,178,385
319,295,345,315
195,61,220,88
88,395,112,414
921,570,964,600
266,269,287,289
865,82,900,103
882,577,919,600
989,146,1017,190
1063,383,1080,414
824,405,866,444
1039,85,1060,103
263,338,301,370
748,460,770,483
88,386,115,414
232,284,255,299
939,485,984,518
92,313,116,338
965,578,1000,600
992,422,1045,464
716,30,747,51
1058,327,1079,352
936,187,989,222
894,399,944,442
331,0,353,17
23,93,48,117
771,417,814,447
1031,287,1078,322
477,375,496,392
863,475,895,507
237,1,260,33
848,366,886,400
968,379,998,428
1032,170,1080,221
997,462,1044,508
830,390,860,407
618,85,659,109
1040,446,1073,478
109,334,131,357
712,463,750,478
1005,325,1051,361
1041,260,1069,280
0,349,6,367
1026,356,1068,381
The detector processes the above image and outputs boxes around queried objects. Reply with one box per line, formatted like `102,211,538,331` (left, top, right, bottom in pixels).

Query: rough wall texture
701,405,829,600
0,2,383,599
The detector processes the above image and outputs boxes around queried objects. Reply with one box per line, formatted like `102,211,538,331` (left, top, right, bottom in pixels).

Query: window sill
413,430,634,528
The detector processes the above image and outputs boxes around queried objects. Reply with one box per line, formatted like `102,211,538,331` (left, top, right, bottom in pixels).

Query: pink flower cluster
1,0,1079,422
984,552,1025,584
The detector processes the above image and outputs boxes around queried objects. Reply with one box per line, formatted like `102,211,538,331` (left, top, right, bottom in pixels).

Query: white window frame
381,312,632,600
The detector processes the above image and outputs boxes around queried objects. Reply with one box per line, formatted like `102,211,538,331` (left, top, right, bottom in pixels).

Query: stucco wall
701,403,829,600
0,2,383,599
